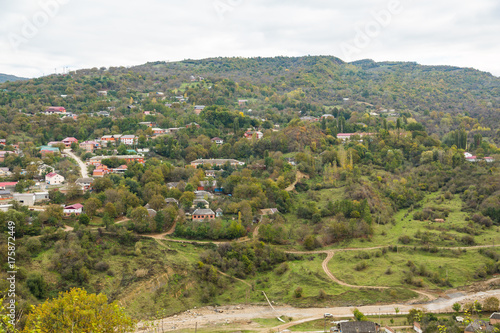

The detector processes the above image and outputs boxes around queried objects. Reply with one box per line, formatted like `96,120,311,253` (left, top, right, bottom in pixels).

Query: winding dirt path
285,171,309,191
287,248,437,301
63,149,88,179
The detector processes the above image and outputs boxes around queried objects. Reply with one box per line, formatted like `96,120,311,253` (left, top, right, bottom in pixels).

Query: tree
353,308,366,321
483,297,500,312
78,213,90,225
85,197,102,217
39,204,63,225
22,288,136,333
452,302,461,313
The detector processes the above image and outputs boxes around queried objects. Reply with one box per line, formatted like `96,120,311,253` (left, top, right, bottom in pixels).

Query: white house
45,172,65,185
120,135,137,145
63,203,83,216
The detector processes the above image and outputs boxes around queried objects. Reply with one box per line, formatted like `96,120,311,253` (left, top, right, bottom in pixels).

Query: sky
1,0,499,78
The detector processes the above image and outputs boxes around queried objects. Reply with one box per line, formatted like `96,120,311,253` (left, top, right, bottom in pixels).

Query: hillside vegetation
0,56,499,329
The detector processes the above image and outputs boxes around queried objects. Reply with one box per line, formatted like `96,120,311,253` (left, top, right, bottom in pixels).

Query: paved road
63,149,88,178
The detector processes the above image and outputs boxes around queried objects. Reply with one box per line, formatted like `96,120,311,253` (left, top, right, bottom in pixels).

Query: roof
165,198,178,203
339,321,377,333
40,146,60,152
465,320,494,333
193,209,215,216
490,313,500,320
62,137,78,142
0,182,18,187
65,204,83,210
211,137,223,141
76,177,94,183
215,208,223,212
0,190,12,195
260,208,279,215
46,172,61,178
121,135,136,139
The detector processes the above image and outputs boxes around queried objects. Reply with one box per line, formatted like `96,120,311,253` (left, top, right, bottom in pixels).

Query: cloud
0,0,499,77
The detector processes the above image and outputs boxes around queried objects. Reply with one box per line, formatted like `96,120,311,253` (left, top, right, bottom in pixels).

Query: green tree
85,197,102,217
22,288,136,333
353,308,366,321
483,297,500,312
78,213,90,225
452,302,461,313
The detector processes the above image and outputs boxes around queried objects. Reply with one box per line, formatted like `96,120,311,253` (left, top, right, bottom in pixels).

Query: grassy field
328,246,500,289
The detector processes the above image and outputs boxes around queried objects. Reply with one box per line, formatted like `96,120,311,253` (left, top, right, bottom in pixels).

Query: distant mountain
0,73,27,83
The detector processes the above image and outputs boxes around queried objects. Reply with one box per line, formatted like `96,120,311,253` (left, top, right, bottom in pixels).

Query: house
40,146,60,158
139,122,155,127
113,165,128,174
0,151,15,162
100,134,122,147
216,208,223,217
0,167,11,177
260,208,279,216
147,209,157,218
13,192,49,206
47,141,62,147
194,190,214,199
120,135,137,146
339,321,378,333
198,180,217,191
93,165,109,177
194,105,205,115
63,203,83,216
45,172,65,185
79,141,101,152
0,139,7,145
0,182,17,190
62,137,78,148
152,128,165,135
489,313,500,325
167,182,179,189
300,116,319,122
186,122,200,129
244,131,263,140
464,320,494,333
76,178,94,191
285,158,296,166
193,199,209,209
42,106,66,115
321,114,335,119
211,137,224,145
192,209,216,221
434,218,445,223
88,155,144,166
0,190,13,201
238,99,248,106
165,198,179,206
190,159,245,168
96,111,110,117
205,170,216,178
97,90,108,96
337,133,375,141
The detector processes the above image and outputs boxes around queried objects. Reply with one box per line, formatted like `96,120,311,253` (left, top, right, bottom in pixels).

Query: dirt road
63,149,88,178
137,289,500,332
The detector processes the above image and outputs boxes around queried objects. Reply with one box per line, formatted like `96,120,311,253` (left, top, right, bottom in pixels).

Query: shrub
354,261,368,271
275,262,289,275
398,235,411,244
294,286,303,298
94,261,110,272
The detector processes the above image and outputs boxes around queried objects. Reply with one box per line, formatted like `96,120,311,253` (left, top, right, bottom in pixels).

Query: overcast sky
1,0,499,78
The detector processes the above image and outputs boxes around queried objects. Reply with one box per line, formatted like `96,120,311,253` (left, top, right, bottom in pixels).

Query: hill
0,72,27,83
0,56,499,328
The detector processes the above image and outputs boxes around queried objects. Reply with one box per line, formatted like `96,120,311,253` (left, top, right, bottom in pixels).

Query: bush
94,261,110,272
483,297,500,312
461,235,476,245
275,262,289,275
354,261,368,271
398,235,411,244
294,286,303,298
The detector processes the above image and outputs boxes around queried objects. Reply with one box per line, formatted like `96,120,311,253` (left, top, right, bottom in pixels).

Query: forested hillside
0,56,499,329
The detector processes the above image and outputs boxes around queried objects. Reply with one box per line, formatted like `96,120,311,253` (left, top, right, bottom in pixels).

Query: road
137,289,500,332
63,149,88,179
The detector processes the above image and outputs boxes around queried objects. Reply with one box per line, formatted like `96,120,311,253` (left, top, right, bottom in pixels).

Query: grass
328,246,500,290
